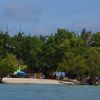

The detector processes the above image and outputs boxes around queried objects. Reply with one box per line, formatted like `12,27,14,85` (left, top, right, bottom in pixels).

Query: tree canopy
0,28,100,84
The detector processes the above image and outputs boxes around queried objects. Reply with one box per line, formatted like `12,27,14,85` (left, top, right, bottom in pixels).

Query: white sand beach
2,78,76,85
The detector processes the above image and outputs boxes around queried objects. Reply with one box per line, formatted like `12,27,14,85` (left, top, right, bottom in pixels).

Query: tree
0,31,10,58
0,53,17,78
92,32,100,46
82,47,100,84
58,52,87,80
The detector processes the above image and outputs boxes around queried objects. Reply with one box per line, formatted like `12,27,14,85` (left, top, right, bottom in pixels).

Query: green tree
0,53,17,78
83,48,100,77
92,32,100,46
80,47,100,84
0,31,10,58
58,52,87,80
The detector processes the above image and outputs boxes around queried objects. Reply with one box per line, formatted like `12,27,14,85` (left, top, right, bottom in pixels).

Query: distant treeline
0,28,100,84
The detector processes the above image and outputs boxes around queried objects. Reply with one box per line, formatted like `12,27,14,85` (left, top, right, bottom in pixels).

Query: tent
53,71,65,77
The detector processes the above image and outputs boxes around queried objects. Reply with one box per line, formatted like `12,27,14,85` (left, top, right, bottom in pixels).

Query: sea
0,84,100,100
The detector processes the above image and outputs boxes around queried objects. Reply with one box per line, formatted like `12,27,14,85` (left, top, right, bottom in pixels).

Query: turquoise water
0,84,100,100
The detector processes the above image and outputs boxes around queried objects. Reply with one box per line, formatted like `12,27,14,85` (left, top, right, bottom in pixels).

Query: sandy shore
2,78,76,85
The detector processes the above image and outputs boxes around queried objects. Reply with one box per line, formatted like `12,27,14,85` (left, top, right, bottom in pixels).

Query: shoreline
2,78,77,85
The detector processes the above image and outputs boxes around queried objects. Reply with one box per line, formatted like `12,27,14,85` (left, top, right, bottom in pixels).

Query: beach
2,78,76,85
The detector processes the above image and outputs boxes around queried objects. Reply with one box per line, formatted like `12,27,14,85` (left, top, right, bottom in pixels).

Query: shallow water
0,84,100,100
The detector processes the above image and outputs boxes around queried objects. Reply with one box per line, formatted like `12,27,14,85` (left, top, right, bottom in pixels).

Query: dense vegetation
0,28,100,84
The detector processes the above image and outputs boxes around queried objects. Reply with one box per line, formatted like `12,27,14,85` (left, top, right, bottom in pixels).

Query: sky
0,0,100,35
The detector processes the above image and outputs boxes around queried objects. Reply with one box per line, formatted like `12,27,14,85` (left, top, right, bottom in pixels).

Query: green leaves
0,28,100,81
0,53,17,78
82,47,100,76
58,52,87,79
92,32,100,46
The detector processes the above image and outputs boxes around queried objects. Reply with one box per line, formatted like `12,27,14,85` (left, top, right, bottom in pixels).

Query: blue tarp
53,71,65,77
14,70,26,76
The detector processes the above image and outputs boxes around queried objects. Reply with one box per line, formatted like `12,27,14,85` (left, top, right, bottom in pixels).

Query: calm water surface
0,84,100,100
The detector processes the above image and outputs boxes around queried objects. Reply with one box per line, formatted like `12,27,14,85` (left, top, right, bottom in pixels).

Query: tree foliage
0,53,17,78
0,28,100,84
